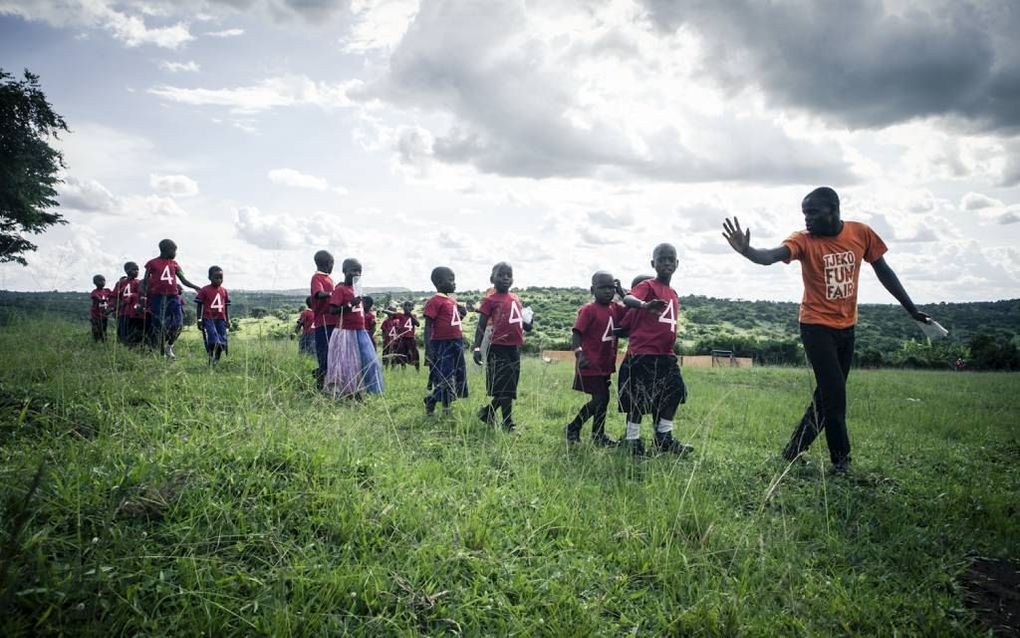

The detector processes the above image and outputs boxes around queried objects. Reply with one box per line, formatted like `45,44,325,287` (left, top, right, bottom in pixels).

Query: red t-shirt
328,284,365,330
478,292,525,346
310,272,337,328
144,258,181,296
626,279,679,356
297,309,315,335
195,284,229,320
782,221,888,329
365,311,377,337
423,294,463,341
573,302,625,375
393,313,418,340
90,288,112,319
380,316,395,345
111,277,141,318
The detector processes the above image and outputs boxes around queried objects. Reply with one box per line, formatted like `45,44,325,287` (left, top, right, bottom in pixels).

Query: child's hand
576,351,590,369
643,299,667,313
472,349,483,366
352,297,362,307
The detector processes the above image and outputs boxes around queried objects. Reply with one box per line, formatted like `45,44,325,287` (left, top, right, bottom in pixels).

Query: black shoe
653,431,693,456
625,439,646,456
565,422,581,444
502,420,518,433
424,397,435,416
830,459,851,475
591,432,618,447
477,405,495,425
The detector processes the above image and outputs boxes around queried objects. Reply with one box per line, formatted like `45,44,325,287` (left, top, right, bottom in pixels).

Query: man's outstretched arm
871,257,930,322
722,217,790,265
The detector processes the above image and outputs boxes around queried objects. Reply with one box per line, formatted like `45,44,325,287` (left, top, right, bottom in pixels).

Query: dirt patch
961,557,1020,636
115,472,191,523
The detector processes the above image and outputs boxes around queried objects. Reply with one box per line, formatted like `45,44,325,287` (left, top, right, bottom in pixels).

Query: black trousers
785,323,855,465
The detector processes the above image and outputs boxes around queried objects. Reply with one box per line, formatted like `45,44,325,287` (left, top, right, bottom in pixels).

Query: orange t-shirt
782,221,888,329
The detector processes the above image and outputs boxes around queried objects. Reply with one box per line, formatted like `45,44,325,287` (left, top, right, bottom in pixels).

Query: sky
1,0,1018,304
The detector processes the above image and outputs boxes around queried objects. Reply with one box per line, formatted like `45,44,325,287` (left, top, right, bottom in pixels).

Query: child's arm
624,294,665,313
571,329,590,369
175,268,201,291
423,317,434,365
722,217,790,265
195,299,204,329
139,267,152,298
472,313,490,365
411,314,420,327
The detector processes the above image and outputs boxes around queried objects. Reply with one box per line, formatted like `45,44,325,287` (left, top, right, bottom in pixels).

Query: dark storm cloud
640,0,1020,132
365,0,856,185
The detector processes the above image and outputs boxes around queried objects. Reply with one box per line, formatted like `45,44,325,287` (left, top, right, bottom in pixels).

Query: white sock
625,422,641,440
656,419,674,434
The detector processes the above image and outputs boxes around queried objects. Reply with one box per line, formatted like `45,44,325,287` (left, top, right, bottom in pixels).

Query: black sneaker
624,438,646,456
477,405,495,425
830,459,851,475
653,431,693,456
591,432,618,447
565,423,581,444
502,420,518,433
423,397,436,416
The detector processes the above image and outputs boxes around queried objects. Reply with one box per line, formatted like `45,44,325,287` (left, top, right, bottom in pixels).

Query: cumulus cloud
234,206,305,250
149,75,360,113
588,210,634,228
365,0,855,185
960,192,1002,211
159,60,200,72
150,174,199,197
341,0,419,53
268,168,348,194
204,28,244,37
0,1,193,48
58,177,119,213
639,0,1020,132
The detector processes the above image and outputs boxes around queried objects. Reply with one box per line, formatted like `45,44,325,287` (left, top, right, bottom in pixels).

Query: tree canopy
0,68,69,265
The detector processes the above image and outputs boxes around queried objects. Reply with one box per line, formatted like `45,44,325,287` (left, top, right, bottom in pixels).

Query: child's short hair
631,274,653,288
92,274,104,286
314,250,331,266
208,265,223,278
158,238,176,254
124,261,138,273
305,295,313,307
430,266,453,287
652,243,676,259
490,261,512,279
363,295,374,311
591,270,613,285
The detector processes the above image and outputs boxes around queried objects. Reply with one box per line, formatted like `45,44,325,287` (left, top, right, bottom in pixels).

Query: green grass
1,319,1018,636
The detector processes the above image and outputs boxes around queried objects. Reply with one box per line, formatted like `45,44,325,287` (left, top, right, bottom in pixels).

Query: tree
0,69,69,265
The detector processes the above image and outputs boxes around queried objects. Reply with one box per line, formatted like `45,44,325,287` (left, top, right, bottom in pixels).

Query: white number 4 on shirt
450,309,461,327
658,301,677,333
508,301,523,325
160,265,174,283
601,316,616,342
210,293,225,312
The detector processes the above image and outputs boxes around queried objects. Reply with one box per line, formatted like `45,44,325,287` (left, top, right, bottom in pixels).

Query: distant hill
3,289,1017,368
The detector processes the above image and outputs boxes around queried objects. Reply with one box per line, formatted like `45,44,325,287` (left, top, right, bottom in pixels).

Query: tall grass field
1,318,1018,636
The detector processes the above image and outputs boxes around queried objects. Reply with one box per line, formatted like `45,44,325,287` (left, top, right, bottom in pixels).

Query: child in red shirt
324,258,383,398
295,296,316,356
423,267,469,415
618,244,692,456
89,274,112,342
472,262,534,431
391,300,421,371
310,250,337,388
363,296,377,346
567,271,626,446
194,266,230,364
139,238,200,359
110,262,144,346
379,302,399,367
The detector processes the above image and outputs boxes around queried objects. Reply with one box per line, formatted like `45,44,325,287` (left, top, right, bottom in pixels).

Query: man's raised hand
723,217,750,255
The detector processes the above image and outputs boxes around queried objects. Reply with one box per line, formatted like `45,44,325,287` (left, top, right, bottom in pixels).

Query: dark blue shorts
202,319,228,351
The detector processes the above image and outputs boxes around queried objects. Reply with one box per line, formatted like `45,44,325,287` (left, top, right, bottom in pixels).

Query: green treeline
3,289,1018,370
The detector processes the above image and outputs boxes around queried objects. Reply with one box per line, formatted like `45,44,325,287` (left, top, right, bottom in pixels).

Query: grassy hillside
0,319,1017,635
6,289,1017,368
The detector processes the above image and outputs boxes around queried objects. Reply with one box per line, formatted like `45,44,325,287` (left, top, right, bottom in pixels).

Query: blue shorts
149,294,183,333
202,318,228,351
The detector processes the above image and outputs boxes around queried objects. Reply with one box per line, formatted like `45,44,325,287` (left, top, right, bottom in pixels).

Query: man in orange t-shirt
722,187,931,473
